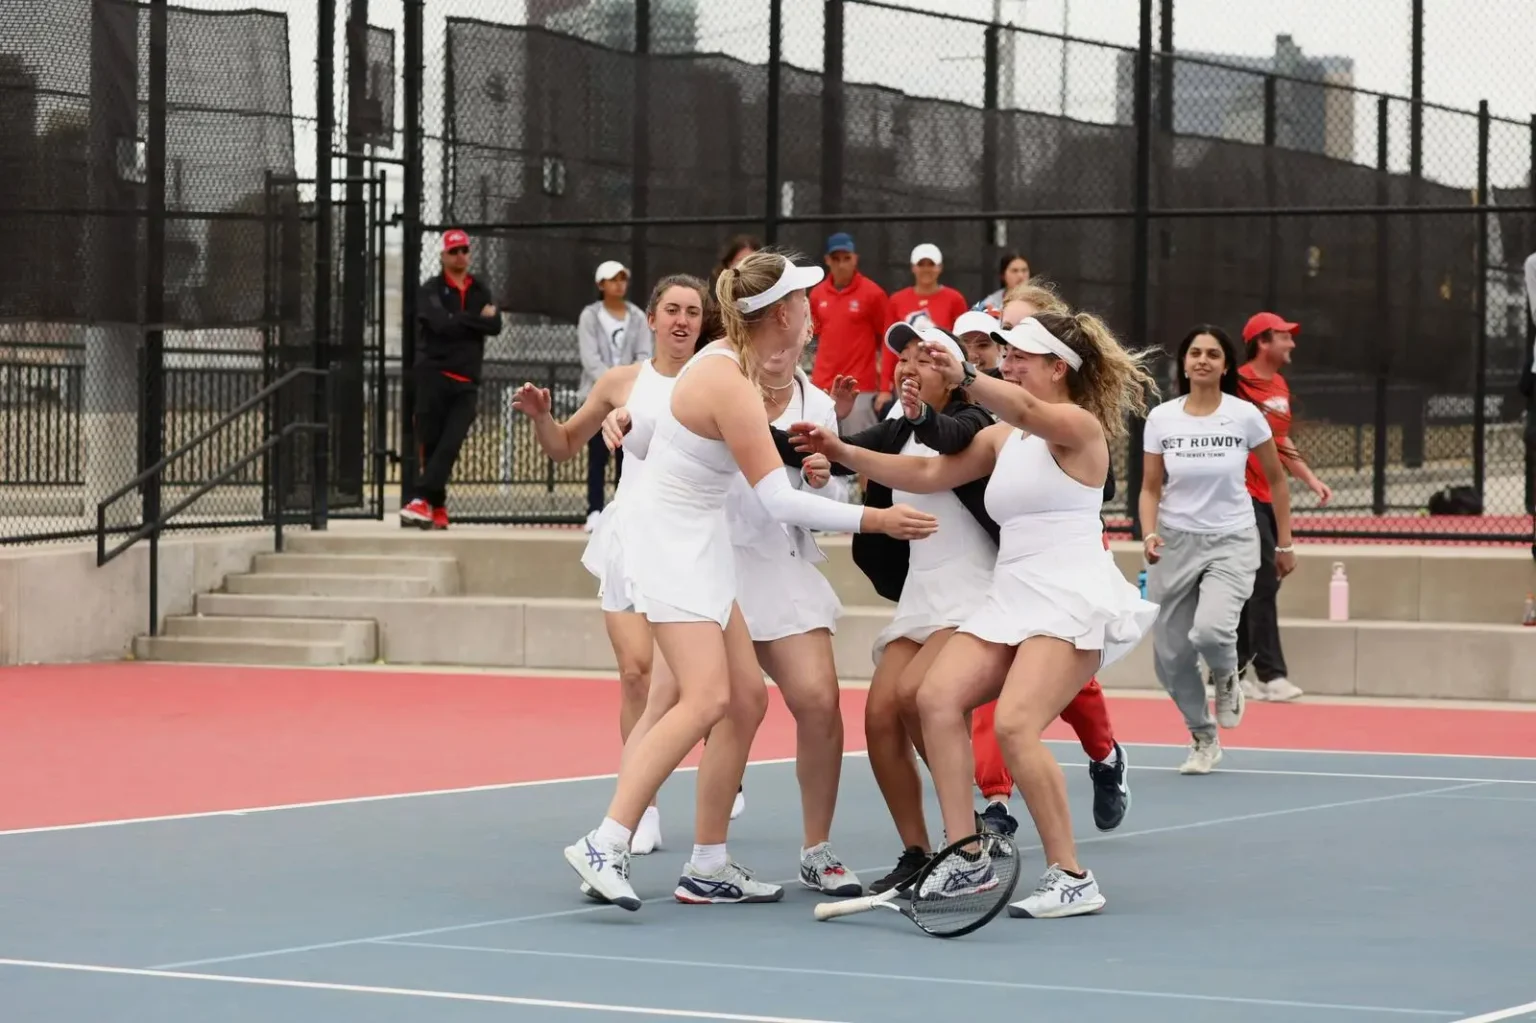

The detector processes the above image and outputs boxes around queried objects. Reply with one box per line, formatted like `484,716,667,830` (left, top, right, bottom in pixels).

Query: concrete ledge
288,528,1536,625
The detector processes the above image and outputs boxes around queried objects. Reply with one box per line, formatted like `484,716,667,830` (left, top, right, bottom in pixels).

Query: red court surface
2,662,1533,833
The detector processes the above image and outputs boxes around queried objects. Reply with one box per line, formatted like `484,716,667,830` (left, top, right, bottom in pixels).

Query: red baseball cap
1243,311,1299,342
441,229,469,252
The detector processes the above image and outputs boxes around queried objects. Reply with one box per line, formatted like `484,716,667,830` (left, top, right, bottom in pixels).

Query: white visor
952,310,1000,338
736,256,826,313
991,317,1083,371
884,322,965,365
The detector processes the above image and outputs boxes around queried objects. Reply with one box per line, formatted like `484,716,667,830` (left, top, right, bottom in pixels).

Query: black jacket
772,398,998,602
416,273,503,383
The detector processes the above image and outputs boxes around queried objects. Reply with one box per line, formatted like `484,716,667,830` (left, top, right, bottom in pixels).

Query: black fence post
1262,75,1278,309
763,0,782,244
337,0,369,517
981,23,999,266
1527,113,1536,528
1126,0,1154,539
820,0,844,218
400,0,424,509
1371,95,1390,515
144,0,167,637
631,0,650,293
314,0,335,529
1472,99,1490,500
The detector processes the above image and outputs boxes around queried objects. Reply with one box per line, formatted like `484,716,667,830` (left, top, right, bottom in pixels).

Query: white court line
1448,1000,1536,1023
0,958,848,1023
7,744,1535,841
1416,793,1536,804
150,781,1481,972
1078,739,1536,764
0,754,823,838
377,939,1461,1018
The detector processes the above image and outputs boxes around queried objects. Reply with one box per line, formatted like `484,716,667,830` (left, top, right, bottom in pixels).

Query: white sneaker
1213,670,1245,728
1178,734,1223,775
730,786,745,820
799,842,863,896
674,859,783,904
631,806,662,855
1255,676,1304,702
564,832,640,911
1007,864,1106,919
916,847,999,900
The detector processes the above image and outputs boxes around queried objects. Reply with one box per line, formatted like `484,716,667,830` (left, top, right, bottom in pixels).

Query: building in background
1117,34,1356,161
527,0,700,52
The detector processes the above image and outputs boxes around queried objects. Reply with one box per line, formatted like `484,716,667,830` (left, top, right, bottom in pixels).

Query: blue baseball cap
825,232,855,254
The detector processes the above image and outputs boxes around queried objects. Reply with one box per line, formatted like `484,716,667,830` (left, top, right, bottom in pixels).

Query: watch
959,360,978,388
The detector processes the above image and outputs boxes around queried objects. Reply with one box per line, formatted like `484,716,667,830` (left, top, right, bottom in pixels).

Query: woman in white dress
563,249,938,912
511,274,706,855
790,310,1159,920
1139,325,1296,775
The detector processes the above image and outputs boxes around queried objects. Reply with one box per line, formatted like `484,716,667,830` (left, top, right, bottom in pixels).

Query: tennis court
2,663,1533,1023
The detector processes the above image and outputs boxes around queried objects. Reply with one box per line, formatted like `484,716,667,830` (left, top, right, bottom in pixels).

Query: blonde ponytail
1030,309,1159,440
712,246,811,396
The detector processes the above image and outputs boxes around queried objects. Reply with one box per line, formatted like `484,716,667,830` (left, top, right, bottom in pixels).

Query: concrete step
161,615,378,662
252,553,460,594
194,591,528,666
223,573,436,598
132,635,349,666
284,528,1536,625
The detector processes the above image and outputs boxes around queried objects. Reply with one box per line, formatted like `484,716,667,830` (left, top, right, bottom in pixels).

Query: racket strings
909,834,1022,935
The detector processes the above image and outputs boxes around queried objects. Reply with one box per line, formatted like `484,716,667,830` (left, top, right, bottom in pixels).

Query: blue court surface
1,740,1533,1023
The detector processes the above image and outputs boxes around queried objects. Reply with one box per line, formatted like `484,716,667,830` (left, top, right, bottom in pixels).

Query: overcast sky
178,0,1535,192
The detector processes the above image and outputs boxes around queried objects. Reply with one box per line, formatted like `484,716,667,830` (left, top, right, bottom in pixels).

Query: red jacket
810,272,891,393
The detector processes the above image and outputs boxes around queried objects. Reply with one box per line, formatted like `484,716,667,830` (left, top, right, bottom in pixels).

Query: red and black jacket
416,273,503,384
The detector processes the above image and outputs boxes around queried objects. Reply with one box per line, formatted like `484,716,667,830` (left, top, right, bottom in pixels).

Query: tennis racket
812,831,1020,938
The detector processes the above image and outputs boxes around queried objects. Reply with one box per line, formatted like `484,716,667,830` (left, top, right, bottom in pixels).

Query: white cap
952,310,1000,339
991,317,1083,371
734,255,826,313
595,260,628,283
910,243,943,265
884,321,965,365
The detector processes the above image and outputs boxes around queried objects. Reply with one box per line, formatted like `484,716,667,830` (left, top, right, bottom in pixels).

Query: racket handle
813,891,894,921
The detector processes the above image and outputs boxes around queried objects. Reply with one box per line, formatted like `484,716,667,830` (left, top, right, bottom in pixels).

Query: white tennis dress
871,432,997,664
579,359,677,613
958,429,1157,666
725,370,846,642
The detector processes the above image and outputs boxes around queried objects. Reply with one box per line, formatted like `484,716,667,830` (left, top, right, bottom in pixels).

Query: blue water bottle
1137,568,1148,599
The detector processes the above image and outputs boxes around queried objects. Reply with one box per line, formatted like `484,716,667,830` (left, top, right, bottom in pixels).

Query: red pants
972,531,1118,798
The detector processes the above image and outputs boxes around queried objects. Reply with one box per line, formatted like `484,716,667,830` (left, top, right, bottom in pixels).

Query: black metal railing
96,366,331,635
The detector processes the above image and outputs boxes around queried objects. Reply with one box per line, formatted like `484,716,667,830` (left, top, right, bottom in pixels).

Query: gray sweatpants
1147,526,1261,741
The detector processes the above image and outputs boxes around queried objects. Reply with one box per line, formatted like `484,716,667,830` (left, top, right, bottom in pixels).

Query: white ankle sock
1097,744,1121,767
595,817,632,848
691,842,728,873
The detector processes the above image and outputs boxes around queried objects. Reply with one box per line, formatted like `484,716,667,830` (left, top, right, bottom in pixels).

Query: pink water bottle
1328,562,1349,621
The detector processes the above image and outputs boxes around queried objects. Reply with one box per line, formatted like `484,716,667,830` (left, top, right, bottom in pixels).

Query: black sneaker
975,801,1019,838
868,847,929,896
1088,741,1130,831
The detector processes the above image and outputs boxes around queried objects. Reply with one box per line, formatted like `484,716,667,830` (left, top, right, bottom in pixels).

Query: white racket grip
813,889,898,921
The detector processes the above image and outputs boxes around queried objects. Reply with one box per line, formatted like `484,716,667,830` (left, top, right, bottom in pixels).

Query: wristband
1275,545,1294,554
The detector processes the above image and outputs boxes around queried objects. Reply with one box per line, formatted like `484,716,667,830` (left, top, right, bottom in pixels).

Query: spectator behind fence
809,232,891,433
1523,251,1535,400
887,243,968,335
577,260,653,531
400,228,503,531
1233,311,1330,704
970,252,1031,314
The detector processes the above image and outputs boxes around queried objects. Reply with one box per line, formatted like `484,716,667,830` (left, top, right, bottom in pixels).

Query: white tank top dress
871,433,998,664
606,347,748,628
724,376,843,643
957,430,1157,668
579,360,678,612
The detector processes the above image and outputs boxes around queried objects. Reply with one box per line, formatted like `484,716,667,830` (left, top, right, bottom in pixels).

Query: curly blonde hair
1003,278,1068,316
1028,309,1159,440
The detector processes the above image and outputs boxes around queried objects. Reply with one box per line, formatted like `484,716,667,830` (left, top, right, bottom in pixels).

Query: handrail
96,366,330,638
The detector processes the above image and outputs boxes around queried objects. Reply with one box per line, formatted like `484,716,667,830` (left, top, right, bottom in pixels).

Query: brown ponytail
1030,309,1159,439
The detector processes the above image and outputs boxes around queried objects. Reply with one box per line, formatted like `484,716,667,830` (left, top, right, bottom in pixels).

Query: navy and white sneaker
916,847,999,900
799,842,863,897
1088,742,1130,831
674,859,783,904
1007,864,1106,919
563,832,640,911
976,801,1020,838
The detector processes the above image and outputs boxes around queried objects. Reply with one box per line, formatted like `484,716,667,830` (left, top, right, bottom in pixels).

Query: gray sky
184,0,1535,191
